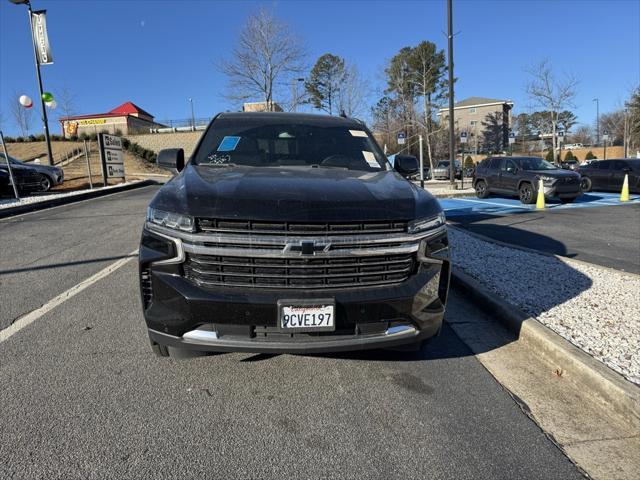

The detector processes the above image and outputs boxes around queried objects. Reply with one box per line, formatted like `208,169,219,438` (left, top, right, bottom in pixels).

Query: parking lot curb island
450,266,640,424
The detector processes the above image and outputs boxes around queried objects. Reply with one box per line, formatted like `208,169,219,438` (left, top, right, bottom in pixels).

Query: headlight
540,175,555,183
408,212,446,234
147,207,194,232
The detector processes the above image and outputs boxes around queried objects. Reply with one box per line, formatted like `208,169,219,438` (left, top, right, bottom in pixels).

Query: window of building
470,120,477,126
469,107,477,114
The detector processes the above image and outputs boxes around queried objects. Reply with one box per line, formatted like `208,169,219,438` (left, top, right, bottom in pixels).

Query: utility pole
446,0,455,187
188,98,195,129
291,78,304,112
593,98,600,145
419,134,424,188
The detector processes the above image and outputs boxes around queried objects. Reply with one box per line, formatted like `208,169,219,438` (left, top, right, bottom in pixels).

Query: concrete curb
0,180,158,219
451,266,640,423
431,191,475,199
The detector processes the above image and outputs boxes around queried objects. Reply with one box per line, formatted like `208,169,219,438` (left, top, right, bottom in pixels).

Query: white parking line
453,198,533,210
0,249,138,344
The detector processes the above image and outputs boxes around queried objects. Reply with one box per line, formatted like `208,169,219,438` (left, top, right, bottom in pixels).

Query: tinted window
627,160,640,172
193,118,388,171
612,160,628,170
596,161,611,170
486,158,499,169
502,159,517,171
519,157,557,170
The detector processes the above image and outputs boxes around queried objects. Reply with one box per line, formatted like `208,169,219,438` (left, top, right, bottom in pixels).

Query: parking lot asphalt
0,189,582,479
0,184,159,331
441,193,640,273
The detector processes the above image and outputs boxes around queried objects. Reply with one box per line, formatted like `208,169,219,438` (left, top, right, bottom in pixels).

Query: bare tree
337,64,370,118
569,125,594,145
217,8,306,110
10,93,33,138
56,86,77,121
525,59,578,162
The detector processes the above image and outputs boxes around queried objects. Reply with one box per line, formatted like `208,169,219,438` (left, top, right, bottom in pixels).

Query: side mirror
394,154,419,177
157,148,185,173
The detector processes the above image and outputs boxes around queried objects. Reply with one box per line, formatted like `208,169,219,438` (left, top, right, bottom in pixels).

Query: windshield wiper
197,162,238,168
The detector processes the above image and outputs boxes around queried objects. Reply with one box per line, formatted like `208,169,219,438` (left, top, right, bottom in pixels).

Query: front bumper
543,181,581,199
139,224,450,353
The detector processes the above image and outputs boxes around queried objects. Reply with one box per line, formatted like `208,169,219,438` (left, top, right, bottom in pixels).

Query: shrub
564,151,576,162
585,150,597,160
463,155,474,169
121,138,131,149
15,136,24,143
79,132,89,141
3,136,16,143
545,150,555,163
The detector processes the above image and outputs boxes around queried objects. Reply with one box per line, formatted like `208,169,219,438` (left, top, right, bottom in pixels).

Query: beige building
242,101,283,112
438,97,514,152
59,101,165,138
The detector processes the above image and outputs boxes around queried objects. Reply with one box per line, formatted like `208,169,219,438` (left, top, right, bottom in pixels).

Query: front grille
196,218,408,235
183,252,416,289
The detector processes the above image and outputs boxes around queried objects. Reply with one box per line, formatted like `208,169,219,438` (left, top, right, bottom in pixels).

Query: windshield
437,161,450,168
193,118,389,171
520,157,558,171
0,154,21,166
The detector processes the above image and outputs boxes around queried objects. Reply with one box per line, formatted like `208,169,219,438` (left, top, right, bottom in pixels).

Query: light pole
10,0,54,166
593,98,599,145
446,0,456,187
188,98,195,128
291,78,304,112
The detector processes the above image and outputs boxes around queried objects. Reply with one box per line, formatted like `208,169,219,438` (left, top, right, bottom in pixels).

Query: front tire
519,182,536,204
475,180,489,198
37,174,52,192
580,177,592,192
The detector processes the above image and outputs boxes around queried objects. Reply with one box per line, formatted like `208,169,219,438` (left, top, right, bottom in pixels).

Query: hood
24,163,60,174
529,168,580,179
151,165,441,222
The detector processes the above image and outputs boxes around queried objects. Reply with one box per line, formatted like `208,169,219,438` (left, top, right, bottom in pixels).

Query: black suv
577,159,640,193
139,112,450,356
473,156,581,204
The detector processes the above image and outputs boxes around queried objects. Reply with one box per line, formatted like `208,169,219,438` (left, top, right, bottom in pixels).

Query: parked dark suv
577,159,640,193
139,112,450,356
473,156,581,204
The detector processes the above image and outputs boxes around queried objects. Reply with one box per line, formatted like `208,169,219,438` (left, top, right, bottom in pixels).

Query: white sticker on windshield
349,130,368,137
362,151,380,168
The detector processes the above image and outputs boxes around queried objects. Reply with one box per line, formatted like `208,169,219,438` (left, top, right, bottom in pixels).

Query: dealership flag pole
447,0,456,188
1,130,21,200
25,4,55,166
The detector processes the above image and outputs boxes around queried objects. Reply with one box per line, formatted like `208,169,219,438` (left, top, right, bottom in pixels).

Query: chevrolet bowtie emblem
284,240,331,255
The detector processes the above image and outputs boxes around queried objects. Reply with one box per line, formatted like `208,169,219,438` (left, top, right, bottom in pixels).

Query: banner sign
31,10,53,65
98,133,125,180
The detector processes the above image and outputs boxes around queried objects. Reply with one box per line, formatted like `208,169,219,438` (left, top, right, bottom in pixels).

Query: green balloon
42,92,54,102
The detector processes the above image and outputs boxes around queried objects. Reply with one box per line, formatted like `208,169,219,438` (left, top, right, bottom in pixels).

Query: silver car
432,160,462,180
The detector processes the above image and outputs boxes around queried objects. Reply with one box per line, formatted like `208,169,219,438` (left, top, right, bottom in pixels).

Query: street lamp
593,98,599,145
9,0,55,166
291,78,304,112
188,98,195,129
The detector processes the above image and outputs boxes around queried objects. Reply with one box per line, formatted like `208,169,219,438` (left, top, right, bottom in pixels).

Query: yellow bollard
620,174,630,202
536,177,545,209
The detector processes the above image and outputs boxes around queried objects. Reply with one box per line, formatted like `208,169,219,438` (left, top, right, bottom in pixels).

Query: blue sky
1,0,638,136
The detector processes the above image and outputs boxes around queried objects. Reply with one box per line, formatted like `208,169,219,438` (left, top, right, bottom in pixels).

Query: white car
564,143,584,150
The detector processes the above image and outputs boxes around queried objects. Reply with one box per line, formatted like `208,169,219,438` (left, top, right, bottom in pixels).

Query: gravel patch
0,181,143,211
449,227,640,385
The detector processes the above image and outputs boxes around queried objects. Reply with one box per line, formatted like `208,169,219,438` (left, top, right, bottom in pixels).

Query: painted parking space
439,191,640,218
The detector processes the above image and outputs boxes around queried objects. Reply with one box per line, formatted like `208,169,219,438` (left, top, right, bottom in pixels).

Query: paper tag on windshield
217,136,241,151
362,151,380,168
349,130,368,137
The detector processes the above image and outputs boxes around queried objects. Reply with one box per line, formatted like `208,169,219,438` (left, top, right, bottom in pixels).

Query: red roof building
60,101,164,138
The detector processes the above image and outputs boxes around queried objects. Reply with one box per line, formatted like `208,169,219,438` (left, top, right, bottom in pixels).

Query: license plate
278,300,335,332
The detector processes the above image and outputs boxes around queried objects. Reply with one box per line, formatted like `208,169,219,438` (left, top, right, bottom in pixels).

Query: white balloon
19,95,33,108
46,100,57,109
